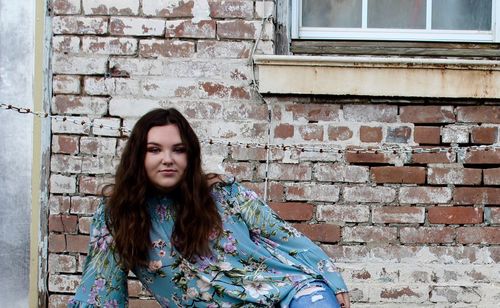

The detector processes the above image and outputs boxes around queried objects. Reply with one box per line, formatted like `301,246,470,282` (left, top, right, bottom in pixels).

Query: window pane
368,0,426,29
302,0,362,28
432,0,491,30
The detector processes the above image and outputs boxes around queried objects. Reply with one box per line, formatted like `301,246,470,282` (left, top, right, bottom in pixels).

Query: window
292,0,500,42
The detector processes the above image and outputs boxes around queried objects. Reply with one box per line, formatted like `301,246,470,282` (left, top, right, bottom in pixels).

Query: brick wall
47,0,499,307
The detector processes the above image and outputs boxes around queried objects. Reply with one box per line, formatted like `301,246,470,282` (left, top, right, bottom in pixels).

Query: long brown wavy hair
105,108,222,269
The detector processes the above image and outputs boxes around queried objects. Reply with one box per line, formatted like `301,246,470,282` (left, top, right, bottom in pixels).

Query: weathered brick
286,183,340,202
343,105,397,122
53,35,80,53
209,0,253,18
49,196,71,215
49,294,74,308
52,116,91,135
371,166,426,184
129,299,161,308
92,118,122,137
442,125,469,143
48,254,77,273
84,77,140,96
82,0,139,15
293,223,341,243
377,285,428,303
399,187,452,204
128,280,152,297
471,126,498,144
400,106,455,123
400,227,455,244
314,163,369,183
428,167,482,185
242,181,284,202
269,202,314,221
454,187,500,205
52,135,79,154
66,234,89,253
372,207,425,224
343,226,398,243
217,20,271,40
222,162,253,181
48,234,66,252
255,0,275,19
110,17,165,36
297,124,324,141
457,227,500,244
79,175,114,194
81,36,137,55
328,126,353,141
430,286,480,303
414,126,441,144
142,0,194,17
52,0,81,15
197,40,252,58
460,149,500,164
109,57,164,76
343,186,396,203
257,163,312,181
53,54,108,75
82,156,117,174
360,126,383,142
489,207,500,224
71,196,101,215
48,274,81,293
346,152,390,164
484,167,500,185
79,216,93,234
411,151,456,164
53,75,81,94
53,16,108,34
50,174,76,194
429,207,483,224
80,136,116,155
456,106,500,124
386,126,412,143
317,204,370,223
165,20,216,38
52,95,108,115
51,154,82,174
285,104,341,122
139,39,195,58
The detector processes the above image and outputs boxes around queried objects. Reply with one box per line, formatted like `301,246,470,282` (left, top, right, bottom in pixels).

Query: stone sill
254,55,500,99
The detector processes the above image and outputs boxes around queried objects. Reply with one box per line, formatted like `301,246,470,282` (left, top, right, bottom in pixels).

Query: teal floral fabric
69,180,348,307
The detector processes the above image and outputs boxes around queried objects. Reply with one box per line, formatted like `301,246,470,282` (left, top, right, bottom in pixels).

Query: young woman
69,108,350,307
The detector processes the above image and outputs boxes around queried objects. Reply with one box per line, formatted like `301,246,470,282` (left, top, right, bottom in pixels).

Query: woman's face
144,124,188,192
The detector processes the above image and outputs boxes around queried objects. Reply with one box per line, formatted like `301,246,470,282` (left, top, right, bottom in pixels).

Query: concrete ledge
254,55,500,98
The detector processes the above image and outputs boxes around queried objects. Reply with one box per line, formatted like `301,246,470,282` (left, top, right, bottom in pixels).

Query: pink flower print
94,278,106,291
159,250,166,257
156,205,168,221
223,241,236,254
104,300,119,308
148,260,163,272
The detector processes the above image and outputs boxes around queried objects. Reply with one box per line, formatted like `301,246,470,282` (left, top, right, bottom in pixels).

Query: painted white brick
48,274,80,293
110,17,165,36
50,174,77,194
82,0,140,15
109,57,164,76
80,137,117,155
81,36,137,55
92,118,122,137
53,16,108,34
51,116,91,134
109,97,163,118
52,36,80,53
442,125,470,143
255,1,275,19
53,54,108,75
53,75,81,94
285,183,340,202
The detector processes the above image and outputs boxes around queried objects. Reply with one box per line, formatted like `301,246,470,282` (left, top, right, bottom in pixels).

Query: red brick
139,39,195,58
165,20,216,38
49,215,78,233
274,124,294,139
484,167,500,185
428,167,482,185
372,207,425,224
259,163,312,181
428,207,483,224
360,126,383,142
400,227,455,244
222,162,253,181
456,106,500,124
371,166,426,184
48,234,66,252
317,204,370,223
457,227,500,244
414,126,441,144
53,0,81,14
400,187,452,204
197,40,252,58
386,126,412,143
209,0,254,18
454,187,500,205
285,104,341,121
142,0,194,17
346,152,390,164
489,207,500,224
79,217,92,234
328,126,353,141
199,82,251,99
128,280,151,297
299,124,324,141
343,105,397,122
293,223,341,243
269,202,314,221
66,234,89,253
242,181,284,202
461,149,500,164
49,294,74,308
52,135,79,154
217,20,257,40
400,106,455,123
342,226,397,243
471,127,498,144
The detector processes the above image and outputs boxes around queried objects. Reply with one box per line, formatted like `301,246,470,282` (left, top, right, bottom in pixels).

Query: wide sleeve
68,203,129,307
226,182,348,294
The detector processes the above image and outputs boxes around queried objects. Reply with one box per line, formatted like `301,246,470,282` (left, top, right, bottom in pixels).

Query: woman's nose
161,151,173,164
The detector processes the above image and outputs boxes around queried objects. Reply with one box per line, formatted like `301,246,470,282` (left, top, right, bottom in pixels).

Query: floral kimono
69,179,348,307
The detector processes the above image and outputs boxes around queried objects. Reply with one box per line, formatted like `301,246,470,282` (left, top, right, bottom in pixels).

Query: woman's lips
159,169,177,175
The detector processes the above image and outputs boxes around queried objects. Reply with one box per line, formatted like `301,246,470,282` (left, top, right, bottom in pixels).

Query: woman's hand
336,292,350,308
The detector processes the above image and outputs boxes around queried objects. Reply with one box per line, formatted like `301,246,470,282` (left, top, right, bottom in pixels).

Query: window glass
432,0,491,30
302,0,362,28
368,0,426,29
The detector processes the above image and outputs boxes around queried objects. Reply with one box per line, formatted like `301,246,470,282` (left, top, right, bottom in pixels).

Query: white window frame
291,0,500,42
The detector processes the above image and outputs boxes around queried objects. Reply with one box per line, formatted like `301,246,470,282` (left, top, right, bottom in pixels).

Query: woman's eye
147,147,161,153
174,147,186,153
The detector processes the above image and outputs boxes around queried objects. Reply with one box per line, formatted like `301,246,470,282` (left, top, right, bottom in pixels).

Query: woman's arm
68,203,129,307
